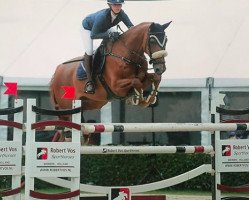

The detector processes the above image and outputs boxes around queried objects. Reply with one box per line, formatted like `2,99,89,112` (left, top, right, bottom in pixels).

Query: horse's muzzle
151,50,167,75
154,65,166,75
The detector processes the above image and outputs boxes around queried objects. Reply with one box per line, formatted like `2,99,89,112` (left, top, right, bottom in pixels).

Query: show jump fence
1,98,249,200
0,99,23,200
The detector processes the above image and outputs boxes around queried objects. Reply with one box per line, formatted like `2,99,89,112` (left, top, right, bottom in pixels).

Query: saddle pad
76,62,87,80
76,44,106,80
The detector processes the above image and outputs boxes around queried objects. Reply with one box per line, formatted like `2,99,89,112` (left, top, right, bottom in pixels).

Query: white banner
0,141,22,175
29,142,80,177
217,139,249,172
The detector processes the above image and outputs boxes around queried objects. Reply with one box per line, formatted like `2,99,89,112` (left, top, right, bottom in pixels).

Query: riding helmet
107,0,124,4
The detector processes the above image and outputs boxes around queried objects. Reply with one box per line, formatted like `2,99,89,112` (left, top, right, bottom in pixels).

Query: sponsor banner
102,147,140,154
29,142,80,177
217,139,249,172
83,146,177,154
0,141,22,175
109,187,130,200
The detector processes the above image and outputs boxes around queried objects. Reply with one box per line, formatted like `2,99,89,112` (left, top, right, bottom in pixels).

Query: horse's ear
162,21,172,30
150,22,156,30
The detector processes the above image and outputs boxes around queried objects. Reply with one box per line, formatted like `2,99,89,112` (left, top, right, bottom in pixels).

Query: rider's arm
91,10,113,40
119,10,134,28
91,28,109,40
83,10,110,40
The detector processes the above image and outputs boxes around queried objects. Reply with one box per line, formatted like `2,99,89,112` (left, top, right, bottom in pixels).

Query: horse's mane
119,22,152,50
123,22,152,37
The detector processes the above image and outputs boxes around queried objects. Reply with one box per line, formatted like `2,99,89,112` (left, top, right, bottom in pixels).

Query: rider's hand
109,32,120,41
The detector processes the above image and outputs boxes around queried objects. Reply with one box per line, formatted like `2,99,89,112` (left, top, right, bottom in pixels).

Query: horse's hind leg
57,130,66,142
55,101,86,143
53,115,72,142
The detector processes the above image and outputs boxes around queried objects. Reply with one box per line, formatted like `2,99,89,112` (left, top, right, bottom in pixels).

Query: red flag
61,86,75,99
4,82,18,97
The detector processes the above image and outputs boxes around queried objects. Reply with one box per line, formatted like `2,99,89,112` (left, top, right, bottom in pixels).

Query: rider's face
110,4,122,14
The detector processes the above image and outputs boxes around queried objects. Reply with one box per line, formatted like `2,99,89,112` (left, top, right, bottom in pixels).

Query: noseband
148,32,168,65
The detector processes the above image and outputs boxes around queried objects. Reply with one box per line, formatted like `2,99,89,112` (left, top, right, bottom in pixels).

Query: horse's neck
122,26,148,53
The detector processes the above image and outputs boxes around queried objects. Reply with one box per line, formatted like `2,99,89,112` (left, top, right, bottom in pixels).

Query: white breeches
82,29,93,56
82,27,117,56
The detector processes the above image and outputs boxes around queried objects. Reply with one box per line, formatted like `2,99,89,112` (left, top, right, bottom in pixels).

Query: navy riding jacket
82,8,133,39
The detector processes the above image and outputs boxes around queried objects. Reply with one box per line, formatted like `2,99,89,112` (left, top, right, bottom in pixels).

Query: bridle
106,26,168,69
147,31,168,65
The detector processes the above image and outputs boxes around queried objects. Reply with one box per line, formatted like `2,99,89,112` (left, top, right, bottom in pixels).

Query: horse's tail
49,73,59,110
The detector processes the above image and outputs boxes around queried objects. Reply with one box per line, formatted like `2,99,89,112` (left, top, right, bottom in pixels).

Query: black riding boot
83,53,95,94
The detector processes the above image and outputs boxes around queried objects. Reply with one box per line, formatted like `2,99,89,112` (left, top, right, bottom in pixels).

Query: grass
20,187,249,198
143,189,212,196
144,189,249,198
21,188,211,196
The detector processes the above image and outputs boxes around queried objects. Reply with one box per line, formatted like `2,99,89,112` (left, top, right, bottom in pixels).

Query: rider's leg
84,53,95,94
82,29,95,94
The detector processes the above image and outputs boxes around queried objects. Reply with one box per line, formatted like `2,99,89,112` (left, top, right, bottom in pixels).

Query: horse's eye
150,38,157,44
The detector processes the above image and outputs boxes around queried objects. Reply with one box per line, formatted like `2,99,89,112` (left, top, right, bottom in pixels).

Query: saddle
77,44,106,80
76,42,128,100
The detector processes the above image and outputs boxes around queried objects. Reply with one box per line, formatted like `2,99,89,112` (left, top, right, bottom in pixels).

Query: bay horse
50,21,171,140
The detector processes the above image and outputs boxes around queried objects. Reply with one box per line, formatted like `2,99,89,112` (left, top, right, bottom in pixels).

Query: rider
82,0,134,94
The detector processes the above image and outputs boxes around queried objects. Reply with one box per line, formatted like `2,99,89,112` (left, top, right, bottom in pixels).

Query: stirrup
84,81,95,94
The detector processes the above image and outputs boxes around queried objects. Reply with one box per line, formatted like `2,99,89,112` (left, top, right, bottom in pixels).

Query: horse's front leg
113,78,144,98
113,76,161,107
140,73,161,107
136,81,158,107
127,73,161,107
113,77,148,106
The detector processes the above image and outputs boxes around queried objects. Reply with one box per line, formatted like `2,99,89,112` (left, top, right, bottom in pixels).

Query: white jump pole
80,145,214,155
22,122,249,133
82,123,249,133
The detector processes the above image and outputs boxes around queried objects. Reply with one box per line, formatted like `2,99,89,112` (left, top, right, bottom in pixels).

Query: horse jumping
50,22,171,122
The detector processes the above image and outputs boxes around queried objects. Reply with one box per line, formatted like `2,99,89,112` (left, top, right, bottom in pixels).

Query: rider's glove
108,32,120,42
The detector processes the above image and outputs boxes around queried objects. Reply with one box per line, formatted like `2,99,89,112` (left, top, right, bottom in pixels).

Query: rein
106,26,167,69
106,51,144,68
105,38,147,69
107,24,150,68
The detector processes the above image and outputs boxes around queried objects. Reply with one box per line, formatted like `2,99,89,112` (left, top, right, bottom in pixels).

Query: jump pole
80,145,214,154
21,122,249,132
82,123,249,133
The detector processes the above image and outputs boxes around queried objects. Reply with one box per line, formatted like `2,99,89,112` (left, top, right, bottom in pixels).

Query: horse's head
147,22,172,75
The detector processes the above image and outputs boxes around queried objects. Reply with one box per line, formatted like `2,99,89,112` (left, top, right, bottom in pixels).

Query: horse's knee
132,79,143,89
